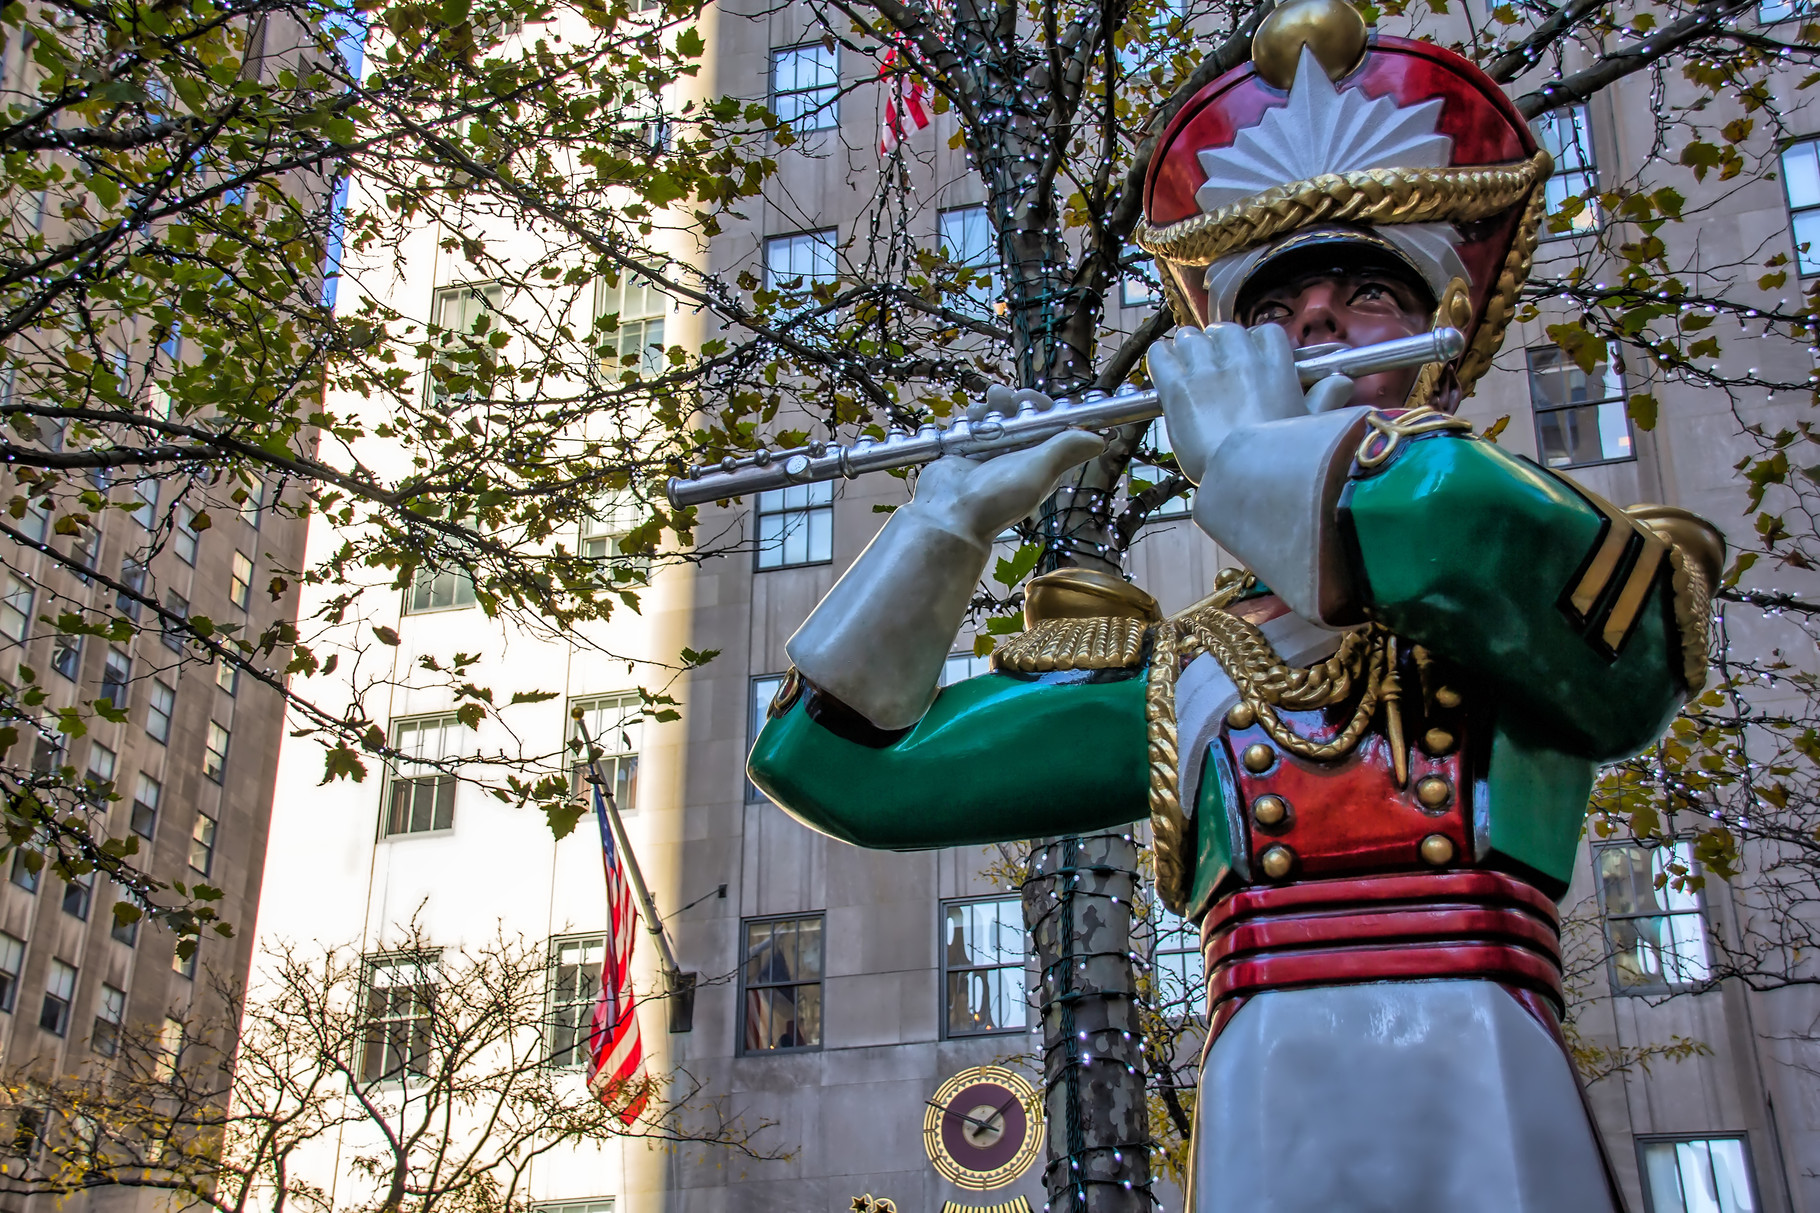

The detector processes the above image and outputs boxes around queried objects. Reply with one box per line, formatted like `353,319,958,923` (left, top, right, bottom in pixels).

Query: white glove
1145,323,1355,487
910,386,1108,546
784,391,1104,731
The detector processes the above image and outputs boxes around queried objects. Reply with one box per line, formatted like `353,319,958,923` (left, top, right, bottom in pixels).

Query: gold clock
922,1065,1045,1191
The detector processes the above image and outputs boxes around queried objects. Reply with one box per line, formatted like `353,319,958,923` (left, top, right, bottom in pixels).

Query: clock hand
924,1098,998,1134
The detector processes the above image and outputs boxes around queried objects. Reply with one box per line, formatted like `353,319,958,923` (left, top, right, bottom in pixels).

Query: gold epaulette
988,567,1162,674
1626,505,1724,695
992,616,1151,673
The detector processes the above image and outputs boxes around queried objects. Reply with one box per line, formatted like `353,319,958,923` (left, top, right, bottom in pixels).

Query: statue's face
1239,271,1434,410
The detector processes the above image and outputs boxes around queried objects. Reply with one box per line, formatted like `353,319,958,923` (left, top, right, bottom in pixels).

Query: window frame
747,673,786,802
359,950,440,1085
762,228,838,300
939,895,1029,1039
0,932,24,1013
131,773,160,839
100,648,130,711
1121,245,1160,308
61,871,91,921
146,679,174,744
1525,343,1635,470
382,713,466,837
229,551,253,610
753,481,835,571
426,281,508,407
936,204,997,316
0,574,30,644
404,565,478,614
768,43,839,133
39,959,75,1036
593,276,671,379
579,493,652,588
1595,838,1711,996
1779,134,1820,277
50,632,81,681
203,721,230,783
1532,104,1600,240
568,693,642,813
738,912,825,1055
545,933,608,1070
1636,1133,1759,1213
92,983,125,1057
189,812,218,876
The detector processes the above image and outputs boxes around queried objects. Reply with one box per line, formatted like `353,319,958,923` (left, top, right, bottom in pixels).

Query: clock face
922,1066,1044,1191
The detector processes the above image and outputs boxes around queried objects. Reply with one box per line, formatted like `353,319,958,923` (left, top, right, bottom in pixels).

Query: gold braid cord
1455,175,1547,392
1134,153,1550,269
993,616,1149,673
1146,571,1393,911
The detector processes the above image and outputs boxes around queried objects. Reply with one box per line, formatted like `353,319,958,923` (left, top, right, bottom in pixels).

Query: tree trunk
1024,831,1152,1213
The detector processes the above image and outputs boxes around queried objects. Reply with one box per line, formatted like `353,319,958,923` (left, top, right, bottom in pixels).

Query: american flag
586,777,649,1124
878,46,930,155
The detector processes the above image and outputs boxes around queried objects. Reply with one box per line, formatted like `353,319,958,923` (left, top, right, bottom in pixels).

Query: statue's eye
1351,282,1397,306
1250,302,1292,324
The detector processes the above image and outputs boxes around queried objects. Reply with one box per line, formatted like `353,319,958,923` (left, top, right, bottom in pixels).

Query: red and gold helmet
1136,0,1551,394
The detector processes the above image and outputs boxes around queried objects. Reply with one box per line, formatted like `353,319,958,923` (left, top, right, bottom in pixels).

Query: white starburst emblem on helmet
1195,45,1453,214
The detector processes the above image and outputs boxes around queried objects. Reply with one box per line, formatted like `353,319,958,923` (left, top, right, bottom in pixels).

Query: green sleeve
747,671,1150,849
1341,433,1686,762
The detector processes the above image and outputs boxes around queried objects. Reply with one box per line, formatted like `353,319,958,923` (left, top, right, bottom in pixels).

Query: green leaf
544,799,588,840
372,625,401,646
1627,393,1659,431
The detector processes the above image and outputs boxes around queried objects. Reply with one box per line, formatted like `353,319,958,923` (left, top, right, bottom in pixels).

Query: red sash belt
1199,871,1565,1027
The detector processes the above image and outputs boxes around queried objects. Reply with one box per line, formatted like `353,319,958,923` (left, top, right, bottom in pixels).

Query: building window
131,479,158,529
100,649,130,711
1761,0,1816,22
535,1201,614,1213
1150,903,1204,1018
61,872,91,920
547,935,605,1068
406,566,478,613
237,478,264,529
1597,840,1710,994
1640,1136,1756,1213
68,526,97,581
0,575,30,643
1131,417,1193,520
1780,136,1820,275
92,984,125,1056
769,44,838,132
941,652,991,685
50,633,81,680
755,482,834,570
763,229,838,299
937,204,996,315
215,656,239,696
85,742,116,790
161,592,189,651
1527,345,1633,469
595,276,669,377
385,715,464,836
9,847,40,893
1533,105,1599,238
747,674,785,801
427,282,506,405
1122,245,1159,307
203,722,229,782
942,898,1026,1037
131,774,159,839
189,813,217,876
111,901,139,948
361,952,439,1083
0,934,20,1014
229,551,253,610
156,1016,184,1081
39,959,75,1035
174,505,199,565
116,558,146,620
146,680,174,744
8,1107,41,1160
173,944,196,980
580,493,651,587
741,915,822,1053
569,694,641,812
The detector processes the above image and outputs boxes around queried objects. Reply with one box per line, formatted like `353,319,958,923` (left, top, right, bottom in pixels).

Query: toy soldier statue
748,3,1723,1209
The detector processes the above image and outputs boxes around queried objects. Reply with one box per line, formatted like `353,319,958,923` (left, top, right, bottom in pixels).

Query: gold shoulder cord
1148,570,1396,910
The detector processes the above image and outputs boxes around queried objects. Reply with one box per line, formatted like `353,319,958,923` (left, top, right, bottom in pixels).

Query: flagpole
572,710,683,981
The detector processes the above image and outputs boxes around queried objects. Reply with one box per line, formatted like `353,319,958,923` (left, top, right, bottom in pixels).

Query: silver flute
666,327,1465,508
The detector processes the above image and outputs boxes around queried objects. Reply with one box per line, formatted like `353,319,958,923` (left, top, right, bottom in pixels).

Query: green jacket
749,428,1710,918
